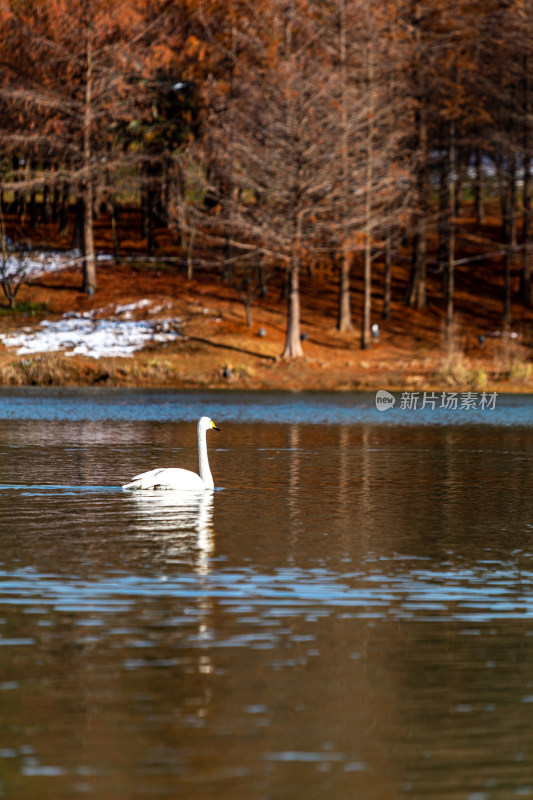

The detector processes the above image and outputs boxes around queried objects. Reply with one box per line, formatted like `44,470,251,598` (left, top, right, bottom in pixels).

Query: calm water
0,388,532,799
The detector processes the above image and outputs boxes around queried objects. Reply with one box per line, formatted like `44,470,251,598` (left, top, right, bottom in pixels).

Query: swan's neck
198,423,214,489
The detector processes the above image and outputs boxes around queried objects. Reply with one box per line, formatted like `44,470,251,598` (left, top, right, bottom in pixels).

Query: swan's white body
123,416,219,491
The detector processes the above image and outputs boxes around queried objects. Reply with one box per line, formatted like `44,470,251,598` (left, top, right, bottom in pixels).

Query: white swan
122,416,220,491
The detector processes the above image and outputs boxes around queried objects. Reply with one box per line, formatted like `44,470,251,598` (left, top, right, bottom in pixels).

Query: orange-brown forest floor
0,207,532,392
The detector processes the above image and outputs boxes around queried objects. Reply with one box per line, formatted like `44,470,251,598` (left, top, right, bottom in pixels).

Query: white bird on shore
123,416,220,491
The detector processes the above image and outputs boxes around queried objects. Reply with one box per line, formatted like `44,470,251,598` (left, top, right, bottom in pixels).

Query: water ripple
0,564,531,623
0,388,529,426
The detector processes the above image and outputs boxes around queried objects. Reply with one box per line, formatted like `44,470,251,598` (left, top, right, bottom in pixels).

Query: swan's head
198,416,220,433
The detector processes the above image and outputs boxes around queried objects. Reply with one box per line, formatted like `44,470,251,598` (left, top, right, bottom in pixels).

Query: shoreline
0,347,531,394
0,262,530,395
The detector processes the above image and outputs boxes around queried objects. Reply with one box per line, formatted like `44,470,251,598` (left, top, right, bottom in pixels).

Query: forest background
0,0,531,391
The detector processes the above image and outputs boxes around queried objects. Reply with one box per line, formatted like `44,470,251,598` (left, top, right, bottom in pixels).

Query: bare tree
326,0,407,346
204,0,336,359
336,0,353,333
0,237,31,309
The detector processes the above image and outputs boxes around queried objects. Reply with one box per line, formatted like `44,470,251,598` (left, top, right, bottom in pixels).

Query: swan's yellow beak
211,420,220,431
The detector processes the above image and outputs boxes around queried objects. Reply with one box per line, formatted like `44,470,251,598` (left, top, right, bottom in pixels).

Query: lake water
0,388,532,799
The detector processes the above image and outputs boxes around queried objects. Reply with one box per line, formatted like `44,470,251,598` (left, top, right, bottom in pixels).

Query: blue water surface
0,386,530,426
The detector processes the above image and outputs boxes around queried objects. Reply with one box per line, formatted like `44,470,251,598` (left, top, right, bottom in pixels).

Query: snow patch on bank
0,304,181,359
1,249,108,281
0,250,182,358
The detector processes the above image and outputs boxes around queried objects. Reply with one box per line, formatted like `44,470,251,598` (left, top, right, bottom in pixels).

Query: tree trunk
28,161,37,231
40,164,50,223
83,179,96,294
362,159,372,349
382,223,392,320
58,181,69,237
40,183,49,224
144,184,157,256
509,161,517,250
474,147,485,225
82,20,96,295
503,249,512,330
361,241,372,350
337,248,353,331
245,298,252,328
405,107,428,309
521,152,532,304
186,225,196,281
405,2,427,310
282,255,303,359
223,186,241,284
437,149,448,275
520,56,531,304
72,192,85,252
223,234,234,284
111,200,121,264
16,158,29,219
336,0,353,334
142,162,159,257
51,179,59,224
406,219,427,308
361,41,374,350
496,154,505,234
454,153,465,217
9,156,19,215
503,157,516,330
445,121,456,343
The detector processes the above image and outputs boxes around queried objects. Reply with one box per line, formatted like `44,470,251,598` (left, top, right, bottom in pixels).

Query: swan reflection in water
124,489,215,574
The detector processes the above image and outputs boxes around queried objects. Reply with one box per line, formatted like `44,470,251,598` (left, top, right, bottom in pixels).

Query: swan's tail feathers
122,479,141,490
122,468,165,491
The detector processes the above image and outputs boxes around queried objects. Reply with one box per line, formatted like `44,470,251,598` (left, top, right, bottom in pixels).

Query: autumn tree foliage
0,0,531,352
0,0,178,293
